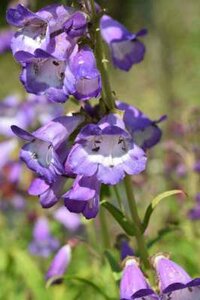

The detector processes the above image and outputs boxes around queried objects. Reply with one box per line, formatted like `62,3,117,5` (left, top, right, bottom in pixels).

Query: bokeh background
0,0,200,299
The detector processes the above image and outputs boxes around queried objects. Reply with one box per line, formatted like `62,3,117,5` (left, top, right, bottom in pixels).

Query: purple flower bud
120,258,159,300
29,217,59,257
100,15,147,71
45,244,71,285
154,254,200,299
116,235,135,261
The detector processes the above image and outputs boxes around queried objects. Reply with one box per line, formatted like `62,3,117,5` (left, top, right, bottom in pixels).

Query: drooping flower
28,176,67,208
46,244,72,285
64,46,101,100
100,15,147,71
53,206,81,232
117,101,166,150
153,254,200,300
64,175,100,219
29,217,59,257
6,4,74,60
120,257,159,300
66,114,147,185
19,49,69,103
12,114,84,182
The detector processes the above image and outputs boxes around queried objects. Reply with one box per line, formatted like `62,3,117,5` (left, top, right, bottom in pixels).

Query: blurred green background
0,0,200,299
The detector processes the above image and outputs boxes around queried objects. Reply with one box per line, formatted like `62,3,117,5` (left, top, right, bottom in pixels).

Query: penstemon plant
5,0,200,299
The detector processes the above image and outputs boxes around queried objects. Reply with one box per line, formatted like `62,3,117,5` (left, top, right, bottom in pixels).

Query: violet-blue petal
117,101,166,150
120,258,159,300
64,11,87,38
46,244,71,284
154,255,200,299
29,217,59,257
100,15,146,71
64,46,101,100
53,206,81,232
67,120,147,185
0,29,13,54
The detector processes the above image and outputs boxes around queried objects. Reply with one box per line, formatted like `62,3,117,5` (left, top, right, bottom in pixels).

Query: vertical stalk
124,175,150,269
90,0,115,111
99,208,111,249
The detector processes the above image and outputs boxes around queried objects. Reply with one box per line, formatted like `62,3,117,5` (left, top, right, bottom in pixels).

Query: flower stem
99,208,111,249
124,175,150,269
90,0,115,111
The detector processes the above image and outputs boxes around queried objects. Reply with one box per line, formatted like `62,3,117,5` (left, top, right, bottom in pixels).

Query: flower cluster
6,3,166,222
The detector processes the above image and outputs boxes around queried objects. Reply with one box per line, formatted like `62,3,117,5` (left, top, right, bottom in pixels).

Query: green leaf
12,249,51,300
101,200,136,236
147,225,179,249
65,276,112,300
142,190,185,232
104,250,122,281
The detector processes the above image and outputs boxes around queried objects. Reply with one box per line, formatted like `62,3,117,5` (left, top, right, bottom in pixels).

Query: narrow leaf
142,190,184,232
65,276,112,300
101,200,136,236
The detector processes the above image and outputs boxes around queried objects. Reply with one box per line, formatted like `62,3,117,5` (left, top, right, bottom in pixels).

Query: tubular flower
153,254,200,300
66,114,147,185
120,257,159,300
100,15,147,71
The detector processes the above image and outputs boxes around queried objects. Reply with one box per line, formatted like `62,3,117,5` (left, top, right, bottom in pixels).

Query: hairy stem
90,0,115,111
124,175,150,269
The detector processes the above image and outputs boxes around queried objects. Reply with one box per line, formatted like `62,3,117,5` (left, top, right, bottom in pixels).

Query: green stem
90,0,115,111
99,208,111,249
124,175,150,269
113,185,124,212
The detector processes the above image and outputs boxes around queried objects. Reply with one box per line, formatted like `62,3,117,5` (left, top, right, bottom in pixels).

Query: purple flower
100,15,147,71
116,235,135,261
6,4,74,60
0,29,13,54
120,257,159,300
12,115,83,182
53,206,81,232
66,114,147,185
154,254,200,299
64,46,101,100
29,217,59,257
0,139,18,169
26,94,64,125
64,11,87,38
117,101,166,150
64,175,100,219
0,95,34,137
188,193,200,220
46,244,71,284
19,49,69,103
28,176,67,208
194,160,200,173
